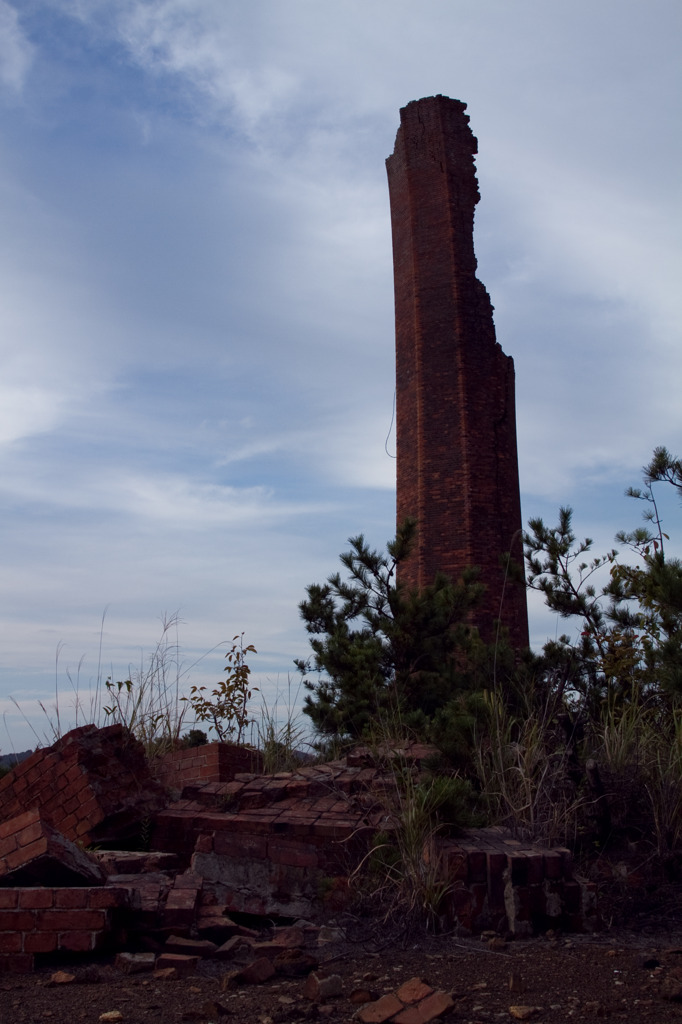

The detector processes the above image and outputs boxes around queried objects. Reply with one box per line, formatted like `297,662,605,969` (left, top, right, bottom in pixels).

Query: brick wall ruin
0,724,166,847
0,725,598,972
386,95,529,649
154,742,264,797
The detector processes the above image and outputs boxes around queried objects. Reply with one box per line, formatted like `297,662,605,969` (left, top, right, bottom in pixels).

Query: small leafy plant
183,634,257,743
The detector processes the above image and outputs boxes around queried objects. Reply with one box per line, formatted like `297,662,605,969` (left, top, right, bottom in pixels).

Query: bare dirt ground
4,922,682,1024
3,877,682,1024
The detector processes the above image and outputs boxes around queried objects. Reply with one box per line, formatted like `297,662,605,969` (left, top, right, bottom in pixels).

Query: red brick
58,930,95,952
396,978,434,1004
393,990,455,1023
213,832,267,860
274,797,306,814
78,796,102,822
155,953,199,975
24,932,58,953
310,818,356,839
61,795,80,815
523,851,545,885
194,833,214,853
263,780,289,801
58,813,79,836
24,766,44,786
528,883,546,920
486,850,507,909
357,993,404,1022
275,816,318,838
543,851,563,880
36,909,105,931
163,889,198,928
89,887,128,909
67,777,90,800
272,925,305,947
19,888,52,913
34,789,57,811
0,953,34,973
19,889,54,909
5,838,47,871
226,814,275,836
555,846,573,878
17,819,44,847
283,781,309,800
238,789,269,809
235,956,275,984
562,880,582,914
165,890,198,910
302,970,342,1000
0,910,36,930
65,763,86,786
507,853,530,885
55,889,89,908
308,796,340,813
446,884,475,931
466,850,487,884
173,872,202,890
216,781,244,799
0,835,17,856
0,932,23,953
267,840,318,869
0,891,18,909
0,810,39,840
470,882,488,922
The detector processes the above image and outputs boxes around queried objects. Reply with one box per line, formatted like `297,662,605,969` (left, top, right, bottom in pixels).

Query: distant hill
0,750,33,770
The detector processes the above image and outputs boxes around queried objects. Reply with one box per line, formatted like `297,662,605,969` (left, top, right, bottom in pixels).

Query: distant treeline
0,750,32,769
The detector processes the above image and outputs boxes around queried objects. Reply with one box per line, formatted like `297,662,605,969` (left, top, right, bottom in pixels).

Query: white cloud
486,143,682,339
0,449,331,523
119,474,324,526
0,1,33,95
0,0,680,751
0,385,67,444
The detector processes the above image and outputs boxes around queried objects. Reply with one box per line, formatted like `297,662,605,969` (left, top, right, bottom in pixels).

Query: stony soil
4,925,682,1024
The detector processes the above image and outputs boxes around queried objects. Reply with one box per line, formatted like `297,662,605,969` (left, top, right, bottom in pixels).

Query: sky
0,0,680,751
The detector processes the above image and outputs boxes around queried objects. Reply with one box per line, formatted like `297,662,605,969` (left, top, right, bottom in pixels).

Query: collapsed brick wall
0,886,128,973
152,764,382,918
154,743,264,795
0,809,104,887
151,764,596,933
386,95,528,649
0,729,600,972
0,724,166,847
437,833,596,936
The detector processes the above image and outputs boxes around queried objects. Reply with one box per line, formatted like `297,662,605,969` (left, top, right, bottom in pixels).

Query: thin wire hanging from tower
384,387,397,459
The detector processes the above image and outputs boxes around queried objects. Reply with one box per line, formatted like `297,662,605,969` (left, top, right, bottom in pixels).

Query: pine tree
296,520,489,739
524,447,682,704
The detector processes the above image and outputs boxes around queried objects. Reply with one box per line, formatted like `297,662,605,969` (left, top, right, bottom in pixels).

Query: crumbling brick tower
386,95,529,649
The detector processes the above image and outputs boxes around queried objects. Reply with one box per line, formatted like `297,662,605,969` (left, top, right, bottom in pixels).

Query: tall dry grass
475,678,682,859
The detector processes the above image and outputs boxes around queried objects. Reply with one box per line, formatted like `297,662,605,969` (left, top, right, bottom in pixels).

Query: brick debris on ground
3,927,682,1022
